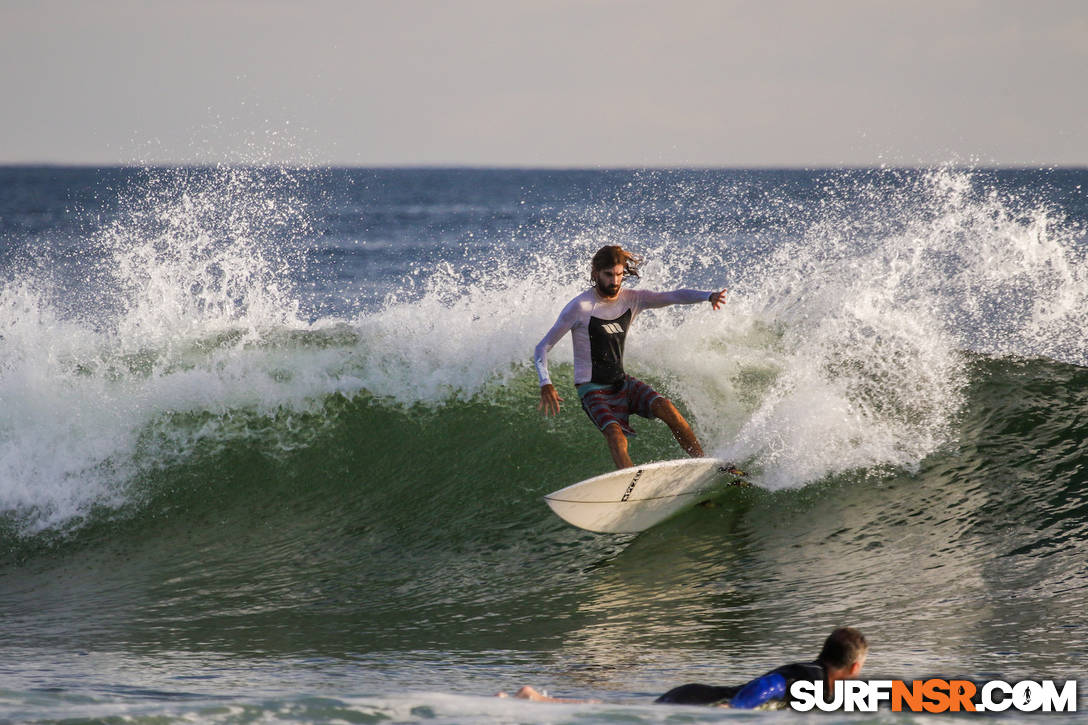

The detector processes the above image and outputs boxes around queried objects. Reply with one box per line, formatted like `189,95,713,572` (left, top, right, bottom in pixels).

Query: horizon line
3,161,1087,172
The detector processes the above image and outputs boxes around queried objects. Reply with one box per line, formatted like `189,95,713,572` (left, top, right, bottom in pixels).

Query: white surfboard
544,458,749,533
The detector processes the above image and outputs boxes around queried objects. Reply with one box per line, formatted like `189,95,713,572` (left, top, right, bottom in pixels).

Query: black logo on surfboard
621,469,644,502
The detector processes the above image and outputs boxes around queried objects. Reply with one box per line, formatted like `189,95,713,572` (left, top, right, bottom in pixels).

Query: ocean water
1,165,1086,723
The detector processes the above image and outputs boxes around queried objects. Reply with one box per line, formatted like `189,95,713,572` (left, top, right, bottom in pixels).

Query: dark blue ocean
1,165,1087,723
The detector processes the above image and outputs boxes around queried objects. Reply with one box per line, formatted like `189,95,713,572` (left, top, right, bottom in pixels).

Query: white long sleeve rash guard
534,287,713,389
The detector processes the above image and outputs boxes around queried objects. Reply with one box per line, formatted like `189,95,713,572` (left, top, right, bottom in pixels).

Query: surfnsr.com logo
789,679,1078,713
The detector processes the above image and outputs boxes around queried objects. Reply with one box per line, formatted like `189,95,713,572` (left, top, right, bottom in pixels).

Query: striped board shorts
578,375,662,436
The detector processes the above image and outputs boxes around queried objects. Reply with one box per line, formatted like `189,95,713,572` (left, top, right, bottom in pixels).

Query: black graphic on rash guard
587,309,632,385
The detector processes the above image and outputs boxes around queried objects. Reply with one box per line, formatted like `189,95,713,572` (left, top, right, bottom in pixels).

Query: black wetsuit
655,661,827,708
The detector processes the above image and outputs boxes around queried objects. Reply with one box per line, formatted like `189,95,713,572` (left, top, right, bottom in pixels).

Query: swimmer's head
818,627,868,679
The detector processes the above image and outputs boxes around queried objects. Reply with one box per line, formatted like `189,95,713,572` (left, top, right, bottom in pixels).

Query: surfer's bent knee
651,397,679,420
602,421,626,440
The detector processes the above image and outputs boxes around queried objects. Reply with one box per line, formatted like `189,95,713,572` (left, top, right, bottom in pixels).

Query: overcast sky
2,0,1086,167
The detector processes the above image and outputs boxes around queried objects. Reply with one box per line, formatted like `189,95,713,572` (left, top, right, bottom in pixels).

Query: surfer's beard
598,281,620,297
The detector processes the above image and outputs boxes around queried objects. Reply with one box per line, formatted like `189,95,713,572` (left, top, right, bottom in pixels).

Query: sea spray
0,166,325,534
99,165,313,343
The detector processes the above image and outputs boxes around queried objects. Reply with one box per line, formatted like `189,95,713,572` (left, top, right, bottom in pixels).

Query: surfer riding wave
533,245,727,469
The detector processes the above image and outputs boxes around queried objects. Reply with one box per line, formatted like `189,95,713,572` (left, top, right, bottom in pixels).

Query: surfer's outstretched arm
633,287,728,311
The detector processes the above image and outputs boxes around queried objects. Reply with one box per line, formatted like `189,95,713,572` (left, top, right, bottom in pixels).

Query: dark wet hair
590,245,641,282
818,627,868,669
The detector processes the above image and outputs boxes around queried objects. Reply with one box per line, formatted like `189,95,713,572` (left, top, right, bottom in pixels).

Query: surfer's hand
539,384,562,416
709,288,727,310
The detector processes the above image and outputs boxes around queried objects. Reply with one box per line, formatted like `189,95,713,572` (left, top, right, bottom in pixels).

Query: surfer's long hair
590,245,641,285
